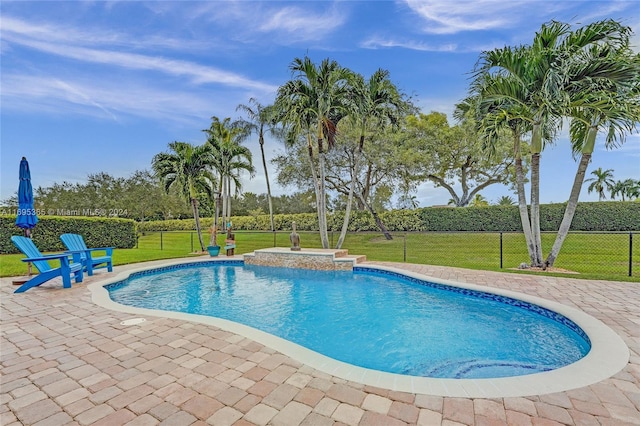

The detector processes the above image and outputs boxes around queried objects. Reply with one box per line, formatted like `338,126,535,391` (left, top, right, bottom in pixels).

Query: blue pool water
107,262,591,379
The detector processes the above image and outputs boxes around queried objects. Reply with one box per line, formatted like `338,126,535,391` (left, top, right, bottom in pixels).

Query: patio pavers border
2,256,639,425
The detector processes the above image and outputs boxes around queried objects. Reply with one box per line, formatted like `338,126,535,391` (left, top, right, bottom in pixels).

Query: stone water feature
243,247,366,270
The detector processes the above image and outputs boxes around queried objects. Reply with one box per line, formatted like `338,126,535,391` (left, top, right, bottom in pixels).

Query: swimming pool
106,260,591,378
90,261,628,396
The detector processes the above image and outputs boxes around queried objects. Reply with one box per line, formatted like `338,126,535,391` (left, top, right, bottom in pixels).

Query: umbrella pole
12,229,33,286
25,228,33,276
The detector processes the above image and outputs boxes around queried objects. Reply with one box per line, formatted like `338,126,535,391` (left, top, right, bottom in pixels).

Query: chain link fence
136,230,639,280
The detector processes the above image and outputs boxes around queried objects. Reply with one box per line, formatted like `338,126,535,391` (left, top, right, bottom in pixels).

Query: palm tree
496,195,516,206
397,193,419,210
586,168,616,200
610,179,638,201
336,68,405,247
275,56,353,248
203,117,255,240
236,99,280,233
464,76,538,265
469,194,489,207
152,142,216,251
545,23,638,267
473,20,636,267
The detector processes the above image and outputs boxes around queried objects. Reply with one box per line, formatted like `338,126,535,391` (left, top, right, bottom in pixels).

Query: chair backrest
10,236,52,272
60,233,88,251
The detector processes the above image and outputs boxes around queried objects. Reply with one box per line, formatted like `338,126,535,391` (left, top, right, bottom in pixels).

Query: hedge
1,215,137,254
136,201,639,233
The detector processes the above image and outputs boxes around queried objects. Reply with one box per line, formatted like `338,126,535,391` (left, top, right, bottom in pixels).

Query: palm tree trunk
226,178,232,226
513,135,535,262
545,127,597,268
259,140,275,232
191,197,205,251
306,141,326,248
545,153,590,267
318,149,330,249
529,123,543,267
515,157,535,261
530,153,543,266
336,135,363,249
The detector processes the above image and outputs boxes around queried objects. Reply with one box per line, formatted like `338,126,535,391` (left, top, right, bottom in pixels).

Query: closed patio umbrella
15,157,38,277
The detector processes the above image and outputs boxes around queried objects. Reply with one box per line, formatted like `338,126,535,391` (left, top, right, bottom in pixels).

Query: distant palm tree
586,167,615,201
496,195,516,206
469,194,489,207
152,142,216,251
397,193,419,210
204,117,255,235
611,178,640,201
236,99,280,233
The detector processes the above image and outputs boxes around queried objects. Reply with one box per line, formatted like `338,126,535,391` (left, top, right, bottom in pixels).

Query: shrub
132,202,639,233
0,215,136,254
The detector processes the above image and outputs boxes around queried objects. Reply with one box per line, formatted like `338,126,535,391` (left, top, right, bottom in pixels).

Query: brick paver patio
1,258,639,425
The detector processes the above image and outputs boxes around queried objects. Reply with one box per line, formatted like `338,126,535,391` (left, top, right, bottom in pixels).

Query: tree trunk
259,139,275,232
356,192,393,240
317,149,330,249
545,153,590,267
529,123,543,267
336,135,364,249
306,141,328,249
545,126,597,268
530,152,543,266
514,156,535,261
191,197,205,251
512,131,535,263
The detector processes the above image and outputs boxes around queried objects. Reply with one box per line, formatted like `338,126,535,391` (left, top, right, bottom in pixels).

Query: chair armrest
22,253,73,262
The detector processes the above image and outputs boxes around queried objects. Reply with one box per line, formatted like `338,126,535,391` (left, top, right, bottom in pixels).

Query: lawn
2,231,638,282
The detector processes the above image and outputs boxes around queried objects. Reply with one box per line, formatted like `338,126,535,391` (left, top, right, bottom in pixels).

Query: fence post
273,230,276,247
500,232,503,269
403,234,407,262
191,232,194,253
160,231,163,250
630,232,633,277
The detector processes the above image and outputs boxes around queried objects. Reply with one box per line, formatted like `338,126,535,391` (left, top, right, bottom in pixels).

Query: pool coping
87,257,630,398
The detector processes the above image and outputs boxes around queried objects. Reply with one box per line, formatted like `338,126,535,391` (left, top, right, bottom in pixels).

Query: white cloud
361,36,457,52
258,5,347,41
401,0,526,34
1,16,211,52
1,74,228,124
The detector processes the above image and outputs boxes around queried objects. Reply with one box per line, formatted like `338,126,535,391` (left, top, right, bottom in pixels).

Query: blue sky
2,0,639,208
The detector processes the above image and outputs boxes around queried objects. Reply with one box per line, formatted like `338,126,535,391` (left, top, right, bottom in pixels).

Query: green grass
2,231,638,282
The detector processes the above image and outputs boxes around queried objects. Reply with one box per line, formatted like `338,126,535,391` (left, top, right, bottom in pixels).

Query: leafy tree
152,142,216,251
403,111,519,207
273,123,406,221
236,98,281,232
586,167,616,200
275,56,353,248
336,68,406,246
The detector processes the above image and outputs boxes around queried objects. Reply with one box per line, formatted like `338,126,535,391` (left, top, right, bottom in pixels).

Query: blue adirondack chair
60,233,113,276
11,236,84,293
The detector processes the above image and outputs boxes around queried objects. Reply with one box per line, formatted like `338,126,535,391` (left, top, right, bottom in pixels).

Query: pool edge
87,258,630,398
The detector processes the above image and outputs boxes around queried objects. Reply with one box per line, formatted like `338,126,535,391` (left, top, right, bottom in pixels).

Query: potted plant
207,225,220,257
